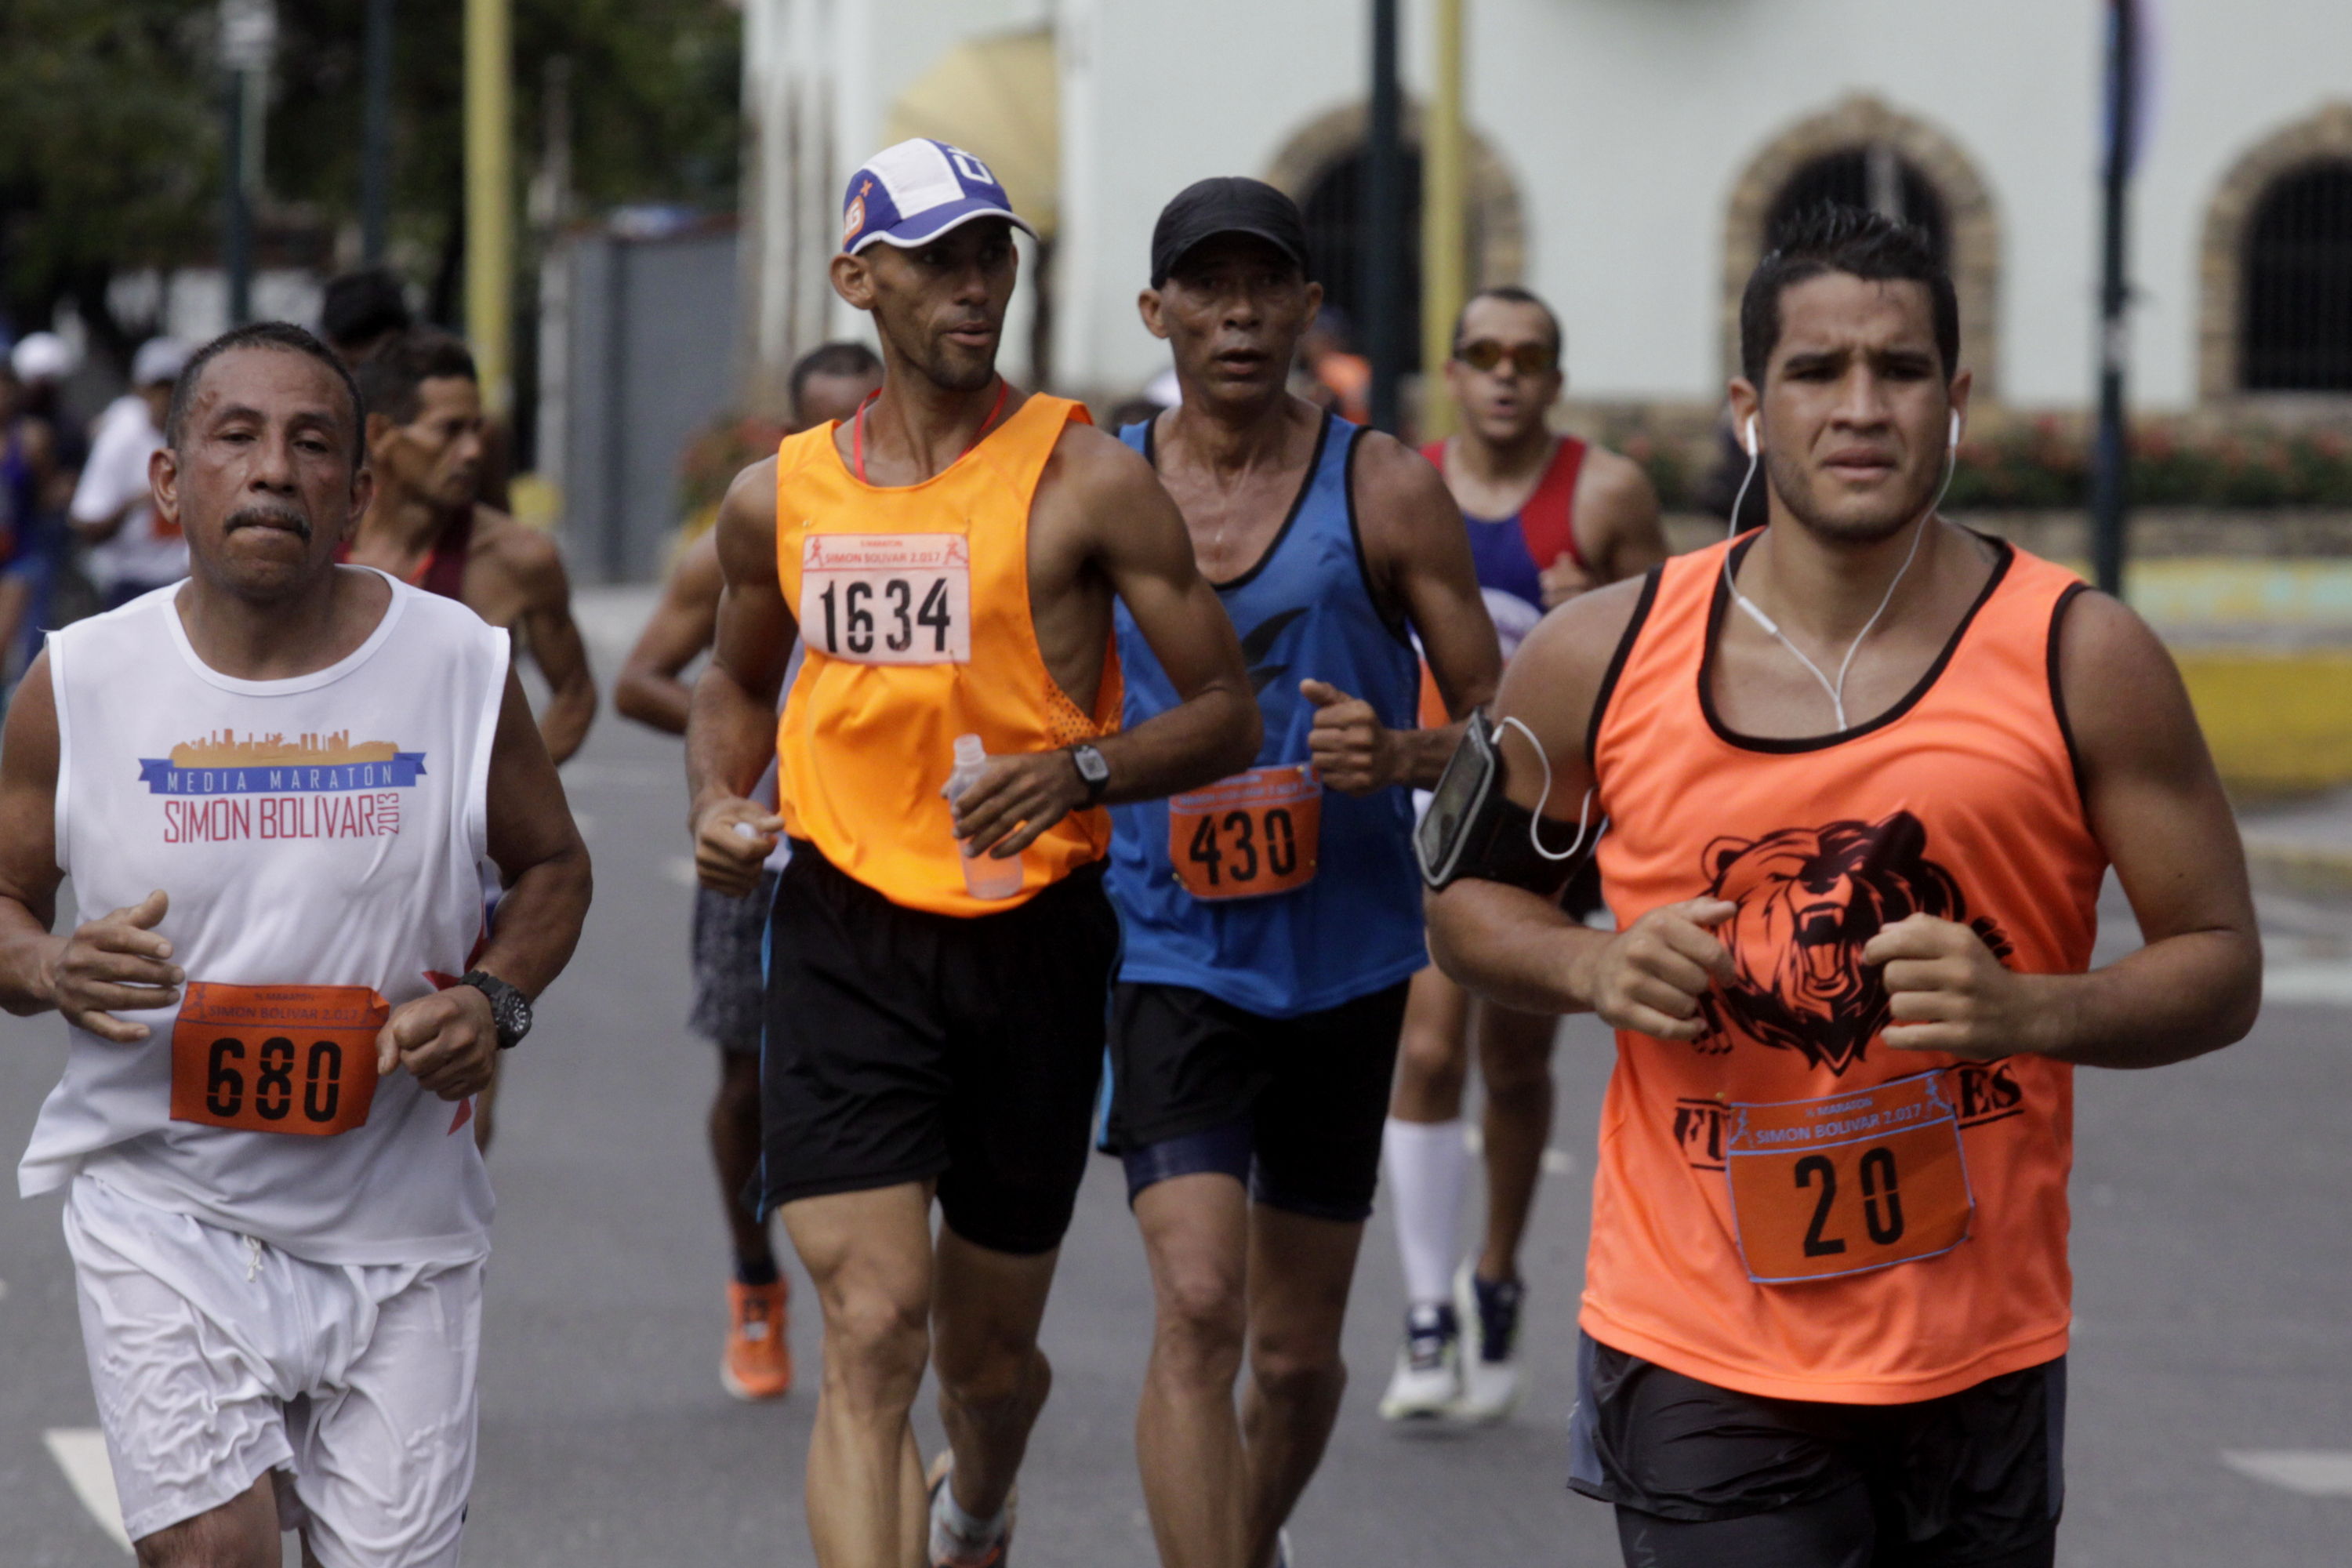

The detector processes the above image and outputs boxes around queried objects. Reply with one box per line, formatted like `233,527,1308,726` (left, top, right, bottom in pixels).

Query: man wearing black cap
1101,177,1500,1568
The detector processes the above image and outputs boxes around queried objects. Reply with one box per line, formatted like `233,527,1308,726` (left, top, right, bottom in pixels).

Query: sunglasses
1454,339,1558,376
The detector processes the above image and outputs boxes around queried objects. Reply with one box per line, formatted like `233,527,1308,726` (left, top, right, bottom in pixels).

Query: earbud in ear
1948,410,1962,451
1744,416,1759,458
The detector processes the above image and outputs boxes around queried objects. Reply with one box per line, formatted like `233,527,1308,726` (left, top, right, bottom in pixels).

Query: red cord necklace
851,376,1008,485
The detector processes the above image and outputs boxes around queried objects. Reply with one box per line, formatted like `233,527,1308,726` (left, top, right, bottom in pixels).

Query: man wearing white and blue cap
686,139,1259,1568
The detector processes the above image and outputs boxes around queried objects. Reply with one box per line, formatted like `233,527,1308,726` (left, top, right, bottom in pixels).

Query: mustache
223,503,314,543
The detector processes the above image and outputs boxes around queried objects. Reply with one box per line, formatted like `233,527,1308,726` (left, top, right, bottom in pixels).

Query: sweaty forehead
1769,274,1939,366
1457,296,1554,348
191,346,353,430
414,375,482,420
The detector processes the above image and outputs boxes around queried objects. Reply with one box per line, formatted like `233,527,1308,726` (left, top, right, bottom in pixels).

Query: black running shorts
758,842,1121,1255
1569,1332,2063,1568
1103,979,1410,1222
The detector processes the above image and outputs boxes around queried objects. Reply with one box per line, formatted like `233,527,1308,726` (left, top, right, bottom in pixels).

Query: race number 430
800,533,972,665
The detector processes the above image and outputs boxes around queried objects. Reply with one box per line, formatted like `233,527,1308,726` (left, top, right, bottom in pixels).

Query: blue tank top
1109,412,1425,1018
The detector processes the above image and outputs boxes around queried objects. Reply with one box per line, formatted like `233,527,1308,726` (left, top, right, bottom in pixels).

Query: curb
2173,649,2352,794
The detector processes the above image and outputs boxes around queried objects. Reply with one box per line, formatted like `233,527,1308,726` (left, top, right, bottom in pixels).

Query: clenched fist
1573,897,1736,1042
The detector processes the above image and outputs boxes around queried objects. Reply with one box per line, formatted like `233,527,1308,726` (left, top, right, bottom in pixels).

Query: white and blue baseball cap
840,139,1037,255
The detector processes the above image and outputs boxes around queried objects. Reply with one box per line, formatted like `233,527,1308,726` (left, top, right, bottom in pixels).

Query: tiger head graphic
1694,811,2009,1073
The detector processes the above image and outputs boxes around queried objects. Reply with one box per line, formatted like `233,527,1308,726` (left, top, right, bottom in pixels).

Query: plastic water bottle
945,734,1024,900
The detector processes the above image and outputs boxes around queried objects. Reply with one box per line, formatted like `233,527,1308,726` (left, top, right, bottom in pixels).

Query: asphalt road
3,588,2350,1566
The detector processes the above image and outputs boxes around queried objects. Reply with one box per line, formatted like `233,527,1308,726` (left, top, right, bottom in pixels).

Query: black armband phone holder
1414,712,1586,898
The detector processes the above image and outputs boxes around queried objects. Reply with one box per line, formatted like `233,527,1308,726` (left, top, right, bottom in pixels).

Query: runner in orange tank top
1423,208,2259,1567
684,140,1257,1568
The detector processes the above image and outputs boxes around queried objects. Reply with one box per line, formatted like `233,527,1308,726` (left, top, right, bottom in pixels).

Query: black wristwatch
1068,743,1111,808
459,970,533,1051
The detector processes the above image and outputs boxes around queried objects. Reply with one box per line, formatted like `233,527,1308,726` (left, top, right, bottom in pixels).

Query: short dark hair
1739,205,1958,385
320,267,414,355
1453,285,1563,358
165,322,367,471
788,340,882,421
354,329,478,429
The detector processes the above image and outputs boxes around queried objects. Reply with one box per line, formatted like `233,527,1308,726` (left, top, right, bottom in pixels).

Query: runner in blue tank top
1103,177,1501,1568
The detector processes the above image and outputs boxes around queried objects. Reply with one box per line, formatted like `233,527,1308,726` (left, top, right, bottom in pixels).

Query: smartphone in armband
1415,711,1501,889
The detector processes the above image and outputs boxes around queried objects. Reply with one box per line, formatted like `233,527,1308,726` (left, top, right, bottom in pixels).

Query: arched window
1763,146,1951,266
1721,96,1997,390
1301,145,1425,372
2241,159,2352,391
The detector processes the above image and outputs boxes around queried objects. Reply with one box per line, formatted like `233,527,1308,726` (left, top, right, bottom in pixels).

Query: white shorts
63,1174,482,1564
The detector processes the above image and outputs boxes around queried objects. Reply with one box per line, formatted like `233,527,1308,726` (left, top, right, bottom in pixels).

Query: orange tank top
1582,532,2103,1404
775,393,1120,916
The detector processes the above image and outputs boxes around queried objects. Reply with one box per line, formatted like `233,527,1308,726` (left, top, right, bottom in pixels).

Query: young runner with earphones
1421,205,2258,1568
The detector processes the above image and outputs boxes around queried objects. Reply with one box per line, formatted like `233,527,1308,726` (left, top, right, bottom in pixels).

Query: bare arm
948,429,1260,859
0,653,64,1007
1425,578,1737,1026
685,459,796,895
504,524,597,764
373,666,594,1098
1577,446,1670,585
615,532,724,736
1307,434,1501,794
1867,591,2259,1069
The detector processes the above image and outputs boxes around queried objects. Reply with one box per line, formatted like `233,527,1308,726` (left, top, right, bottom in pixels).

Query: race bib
1170,764,1321,901
169,982,387,1137
1722,1072,1973,1284
799,533,971,664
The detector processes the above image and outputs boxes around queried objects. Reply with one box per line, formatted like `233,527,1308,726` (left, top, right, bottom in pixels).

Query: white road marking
2221,1449,2352,1496
2261,963,2352,1007
44,1428,132,1552
1458,1127,1575,1177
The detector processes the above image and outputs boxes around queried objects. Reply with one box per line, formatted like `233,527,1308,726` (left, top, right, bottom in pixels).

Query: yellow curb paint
2174,650,2352,793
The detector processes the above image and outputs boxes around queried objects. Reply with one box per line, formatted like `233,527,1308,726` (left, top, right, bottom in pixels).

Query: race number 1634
800,533,973,665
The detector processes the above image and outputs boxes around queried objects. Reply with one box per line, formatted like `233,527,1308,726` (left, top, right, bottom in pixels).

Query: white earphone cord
1720,418,1959,732
1497,714,1598,865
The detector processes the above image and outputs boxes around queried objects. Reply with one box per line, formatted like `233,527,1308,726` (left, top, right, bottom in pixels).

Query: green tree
0,2,220,366
0,0,742,371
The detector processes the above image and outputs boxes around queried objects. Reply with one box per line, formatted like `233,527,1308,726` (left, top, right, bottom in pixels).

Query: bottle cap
953,734,985,766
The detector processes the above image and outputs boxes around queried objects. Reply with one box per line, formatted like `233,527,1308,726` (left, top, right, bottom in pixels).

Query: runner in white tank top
0,324,591,1566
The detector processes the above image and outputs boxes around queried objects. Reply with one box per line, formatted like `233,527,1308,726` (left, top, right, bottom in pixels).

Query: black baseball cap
1150,177,1312,288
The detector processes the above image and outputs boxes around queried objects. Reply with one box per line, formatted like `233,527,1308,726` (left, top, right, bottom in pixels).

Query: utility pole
466,0,514,415
2090,0,2139,597
361,0,394,265
220,0,276,325
1365,0,1404,434
1420,0,1467,440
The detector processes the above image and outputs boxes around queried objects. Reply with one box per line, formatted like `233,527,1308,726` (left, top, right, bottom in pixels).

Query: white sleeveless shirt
20,572,507,1266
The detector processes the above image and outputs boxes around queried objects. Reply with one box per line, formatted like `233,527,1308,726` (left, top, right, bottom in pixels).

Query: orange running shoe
722,1278,792,1400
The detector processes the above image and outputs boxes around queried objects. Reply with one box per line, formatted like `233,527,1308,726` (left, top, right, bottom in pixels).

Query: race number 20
800,534,972,665
1723,1072,1973,1284
169,982,388,1137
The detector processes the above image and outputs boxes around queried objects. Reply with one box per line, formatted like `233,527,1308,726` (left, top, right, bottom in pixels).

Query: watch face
1076,746,1110,784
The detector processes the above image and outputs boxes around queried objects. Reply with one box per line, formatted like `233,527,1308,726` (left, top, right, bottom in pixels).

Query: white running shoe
1377,1301,1461,1421
1451,1259,1526,1422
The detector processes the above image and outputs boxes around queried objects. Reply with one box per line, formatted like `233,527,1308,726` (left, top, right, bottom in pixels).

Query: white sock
1383,1116,1468,1308
931,1475,1004,1555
